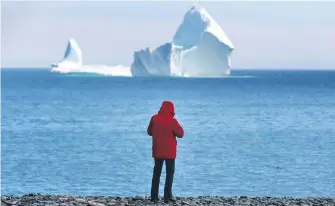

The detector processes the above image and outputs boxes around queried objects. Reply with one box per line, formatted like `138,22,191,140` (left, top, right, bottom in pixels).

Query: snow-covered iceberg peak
173,5,234,50
131,5,235,77
62,38,83,64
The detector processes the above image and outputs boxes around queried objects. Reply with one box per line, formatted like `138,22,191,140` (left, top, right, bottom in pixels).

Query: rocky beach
1,194,334,206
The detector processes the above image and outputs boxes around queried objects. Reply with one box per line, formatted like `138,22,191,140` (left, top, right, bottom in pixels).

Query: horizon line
1,67,335,71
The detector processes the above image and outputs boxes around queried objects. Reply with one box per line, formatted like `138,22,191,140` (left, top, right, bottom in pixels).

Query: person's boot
164,196,176,204
169,196,176,202
150,197,159,203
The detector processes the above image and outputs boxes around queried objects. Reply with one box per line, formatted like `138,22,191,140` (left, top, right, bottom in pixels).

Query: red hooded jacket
147,101,184,159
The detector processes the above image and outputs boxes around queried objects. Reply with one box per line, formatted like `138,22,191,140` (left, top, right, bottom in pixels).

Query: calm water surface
1,69,335,197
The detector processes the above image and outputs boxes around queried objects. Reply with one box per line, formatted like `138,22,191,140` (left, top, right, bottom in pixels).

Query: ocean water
1,69,335,197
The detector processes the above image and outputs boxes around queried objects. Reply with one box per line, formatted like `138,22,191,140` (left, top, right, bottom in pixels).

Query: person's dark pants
151,158,175,200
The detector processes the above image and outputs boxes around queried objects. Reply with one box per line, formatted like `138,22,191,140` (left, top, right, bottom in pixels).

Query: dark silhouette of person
147,101,184,203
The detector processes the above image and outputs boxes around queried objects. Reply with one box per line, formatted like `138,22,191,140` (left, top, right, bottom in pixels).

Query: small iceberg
51,38,131,76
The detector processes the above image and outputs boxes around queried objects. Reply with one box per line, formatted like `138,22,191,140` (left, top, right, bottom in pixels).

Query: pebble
1,194,335,206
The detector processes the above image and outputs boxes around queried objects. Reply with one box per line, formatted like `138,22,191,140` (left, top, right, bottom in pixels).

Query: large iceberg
131,5,235,77
51,38,131,76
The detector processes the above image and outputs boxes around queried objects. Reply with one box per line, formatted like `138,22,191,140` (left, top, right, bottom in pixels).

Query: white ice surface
131,5,234,77
51,39,131,76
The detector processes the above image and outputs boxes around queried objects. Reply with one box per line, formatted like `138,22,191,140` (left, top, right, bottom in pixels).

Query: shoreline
1,194,335,206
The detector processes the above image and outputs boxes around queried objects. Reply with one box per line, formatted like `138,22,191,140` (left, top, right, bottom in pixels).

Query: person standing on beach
147,101,184,203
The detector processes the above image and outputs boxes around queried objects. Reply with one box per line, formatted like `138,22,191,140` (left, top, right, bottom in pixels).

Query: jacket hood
158,101,175,117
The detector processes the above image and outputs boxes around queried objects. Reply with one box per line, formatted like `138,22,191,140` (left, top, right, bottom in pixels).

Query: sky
1,0,335,69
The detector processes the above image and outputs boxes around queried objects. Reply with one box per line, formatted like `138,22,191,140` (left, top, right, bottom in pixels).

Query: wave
51,64,132,77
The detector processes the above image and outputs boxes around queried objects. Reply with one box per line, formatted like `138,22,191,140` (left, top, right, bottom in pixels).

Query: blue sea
1,69,335,197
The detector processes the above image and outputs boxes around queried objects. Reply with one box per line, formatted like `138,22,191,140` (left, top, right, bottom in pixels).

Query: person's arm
147,117,154,136
172,119,184,138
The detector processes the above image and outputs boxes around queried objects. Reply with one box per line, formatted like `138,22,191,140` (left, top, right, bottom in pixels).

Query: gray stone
73,202,86,206
1,195,335,206
181,200,190,205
